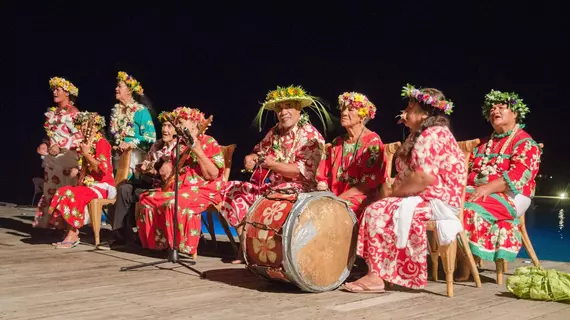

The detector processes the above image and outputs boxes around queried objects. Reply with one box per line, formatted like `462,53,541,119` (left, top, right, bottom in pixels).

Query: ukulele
77,115,97,186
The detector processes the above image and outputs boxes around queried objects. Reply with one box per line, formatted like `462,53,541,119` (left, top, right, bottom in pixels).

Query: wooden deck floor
1,206,569,319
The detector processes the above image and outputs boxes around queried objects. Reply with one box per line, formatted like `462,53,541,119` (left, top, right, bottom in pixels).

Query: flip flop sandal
55,240,80,249
341,281,386,294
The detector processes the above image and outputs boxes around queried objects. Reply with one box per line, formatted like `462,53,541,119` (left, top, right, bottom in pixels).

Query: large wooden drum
242,190,358,292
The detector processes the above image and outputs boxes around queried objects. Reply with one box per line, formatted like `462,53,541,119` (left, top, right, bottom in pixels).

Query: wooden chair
88,149,132,246
426,138,482,297
201,144,239,255
383,141,401,187
484,143,544,284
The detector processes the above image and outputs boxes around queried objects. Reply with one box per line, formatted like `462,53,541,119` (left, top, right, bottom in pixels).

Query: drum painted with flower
242,190,357,292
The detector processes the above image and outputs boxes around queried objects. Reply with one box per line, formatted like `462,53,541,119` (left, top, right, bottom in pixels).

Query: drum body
243,191,357,292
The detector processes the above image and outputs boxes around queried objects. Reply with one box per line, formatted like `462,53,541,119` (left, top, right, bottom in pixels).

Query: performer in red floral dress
316,92,387,218
34,77,84,229
220,85,329,263
344,84,465,293
44,112,115,248
137,107,225,255
457,90,542,279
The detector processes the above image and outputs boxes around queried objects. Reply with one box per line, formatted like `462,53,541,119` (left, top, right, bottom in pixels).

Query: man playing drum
220,85,330,264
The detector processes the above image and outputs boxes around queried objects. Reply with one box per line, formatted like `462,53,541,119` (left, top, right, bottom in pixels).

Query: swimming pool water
518,200,570,262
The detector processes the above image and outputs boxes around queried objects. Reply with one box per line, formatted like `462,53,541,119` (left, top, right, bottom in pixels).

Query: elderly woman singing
316,92,387,218
457,90,542,280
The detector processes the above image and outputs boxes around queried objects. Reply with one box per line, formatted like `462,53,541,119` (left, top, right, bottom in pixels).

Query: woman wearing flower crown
456,90,542,280
42,112,115,248
110,71,157,176
34,77,84,229
316,92,387,218
220,85,328,263
343,85,466,293
98,113,178,250
137,107,225,255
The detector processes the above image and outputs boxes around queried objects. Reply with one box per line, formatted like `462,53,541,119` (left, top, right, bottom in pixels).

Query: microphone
183,127,195,146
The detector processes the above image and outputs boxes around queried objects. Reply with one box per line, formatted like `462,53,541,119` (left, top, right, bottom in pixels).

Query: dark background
1,1,568,204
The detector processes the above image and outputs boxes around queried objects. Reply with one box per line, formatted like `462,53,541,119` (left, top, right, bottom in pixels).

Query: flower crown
117,71,144,95
401,83,454,115
49,77,79,97
482,90,529,123
74,111,106,130
338,92,376,120
158,111,173,123
254,84,332,133
172,106,207,124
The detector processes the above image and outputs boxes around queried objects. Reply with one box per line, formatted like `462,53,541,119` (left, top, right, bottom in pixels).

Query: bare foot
344,274,386,292
231,259,244,264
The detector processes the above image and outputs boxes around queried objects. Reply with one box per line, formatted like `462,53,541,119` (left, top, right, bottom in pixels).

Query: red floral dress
220,123,325,227
316,132,387,217
34,105,84,228
137,135,225,254
463,128,542,262
40,137,114,229
357,126,465,289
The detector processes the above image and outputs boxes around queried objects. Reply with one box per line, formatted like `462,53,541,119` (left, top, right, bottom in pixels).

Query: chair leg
428,232,439,281
520,219,540,266
88,201,102,246
218,212,238,255
458,231,482,288
496,259,505,285
439,240,457,297
206,210,218,250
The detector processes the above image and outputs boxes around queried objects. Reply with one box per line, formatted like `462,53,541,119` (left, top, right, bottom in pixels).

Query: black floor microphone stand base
120,138,203,278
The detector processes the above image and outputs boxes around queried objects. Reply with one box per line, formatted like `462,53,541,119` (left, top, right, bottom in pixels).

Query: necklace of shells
479,124,520,177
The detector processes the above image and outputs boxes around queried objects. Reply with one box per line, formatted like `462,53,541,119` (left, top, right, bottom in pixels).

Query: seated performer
44,112,115,248
137,107,225,255
97,112,177,250
110,71,157,177
316,92,387,218
344,84,465,293
34,77,83,229
457,90,541,280
221,85,329,263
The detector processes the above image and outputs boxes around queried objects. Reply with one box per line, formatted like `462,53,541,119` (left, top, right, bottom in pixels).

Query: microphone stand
120,135,202,277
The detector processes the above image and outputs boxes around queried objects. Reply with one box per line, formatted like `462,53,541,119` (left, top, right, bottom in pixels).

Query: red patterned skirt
463,188,521,262
43,185,108,229
137,188,212,254
357,197,432,289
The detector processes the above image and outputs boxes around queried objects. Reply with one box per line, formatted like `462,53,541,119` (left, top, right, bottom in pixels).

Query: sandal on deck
341,281,386,294
55,240,80,249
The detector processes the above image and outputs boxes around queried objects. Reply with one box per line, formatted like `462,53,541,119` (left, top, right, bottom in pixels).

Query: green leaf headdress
253,85,333,133
482,89,529,123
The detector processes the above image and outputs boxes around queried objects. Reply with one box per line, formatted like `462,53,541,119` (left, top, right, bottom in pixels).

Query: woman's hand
37,143,48,156
49,144,60,156
118,141,132,152
159,162,173,181
79,142,91,156
316,181,329,191
260,154,276,169
70,168,79,178
469,184,492,202
244,154,258,170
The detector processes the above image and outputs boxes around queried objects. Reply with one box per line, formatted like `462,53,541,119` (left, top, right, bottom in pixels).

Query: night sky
1,1,568,204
